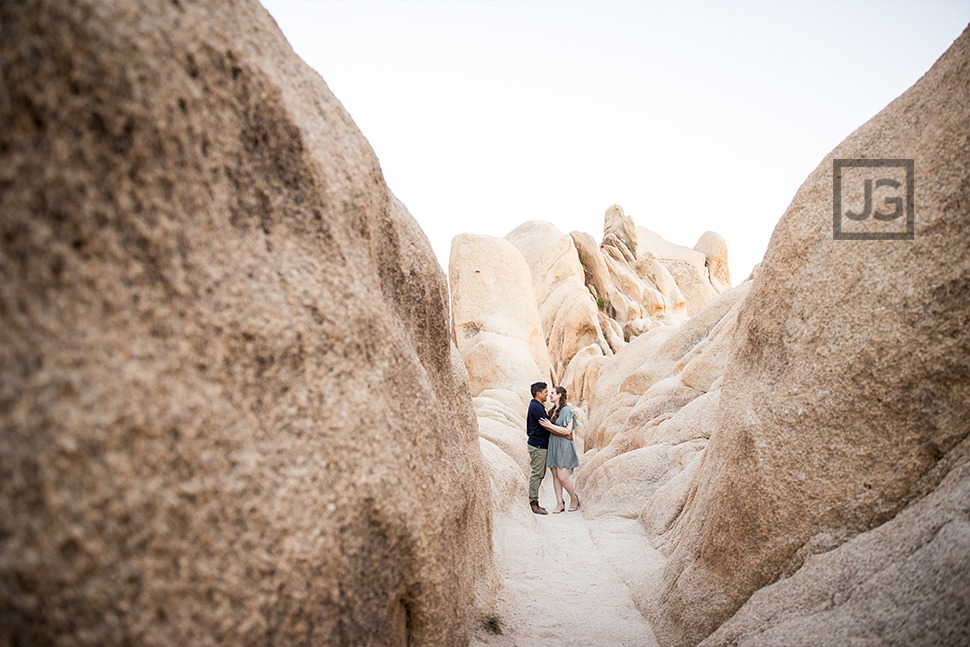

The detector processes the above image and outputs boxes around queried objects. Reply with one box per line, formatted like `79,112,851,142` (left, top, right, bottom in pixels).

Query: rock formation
575,25,970,647
577,281,752,508
0,2,495,645
693,231,730,294
650,26,970,647
700,456,970,647
637,226,721,317
9,3,964,647
444,195,728,647
449,233,553,406
505,221,609,404
445,196,732,600
447,213,729,561
452,207,728,412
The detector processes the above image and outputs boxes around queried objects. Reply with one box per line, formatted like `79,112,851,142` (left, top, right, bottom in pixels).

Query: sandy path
472,477,662,647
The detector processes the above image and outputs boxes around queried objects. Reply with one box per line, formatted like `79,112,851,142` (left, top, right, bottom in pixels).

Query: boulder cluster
450,210,729,409
2,0,967,645
448,208,732,610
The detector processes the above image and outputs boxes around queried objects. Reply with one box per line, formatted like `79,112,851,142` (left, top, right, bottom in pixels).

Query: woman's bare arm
539,418,573,439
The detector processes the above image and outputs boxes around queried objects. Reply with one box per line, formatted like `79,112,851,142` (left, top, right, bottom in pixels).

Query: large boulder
449,233,552,405
636,255,687,314
570,230,616,316
637,227,708,271
598,216,726,324
0,2,494,645
603,249,649,319
583,328,677,450
505,221,608,387
699,455,970,647
583,283,750,452
564,207,726,346
694,231,731,293
603,204,639,260
658,259,719,317
647,26,970,647
639,227,720,315
477,437,536,532
579,440,708,519
576,283,751,507
560,344,609,412
476,415,530,479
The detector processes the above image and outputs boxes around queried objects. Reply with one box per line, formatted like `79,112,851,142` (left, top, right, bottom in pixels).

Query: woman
545,386,581,513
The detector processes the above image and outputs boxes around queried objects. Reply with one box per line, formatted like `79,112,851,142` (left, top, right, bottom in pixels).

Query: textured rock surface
576,282,750,524
477,436,535,532
636,226,719,316
694,231,731,294
637,227,708,271
698,452,970,647
449,233,552,405
582,284,750,453
580,441,708,519
452,208,727,412
657,259,719,317
477,414,531,479
560,344,609,415
648,26,970,647
570,230,616,316
579,206,725,342
603,204,640,260
505,221,608,385
0,2,495,645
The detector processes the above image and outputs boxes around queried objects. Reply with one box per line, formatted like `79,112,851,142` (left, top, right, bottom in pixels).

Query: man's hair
530,382,548,397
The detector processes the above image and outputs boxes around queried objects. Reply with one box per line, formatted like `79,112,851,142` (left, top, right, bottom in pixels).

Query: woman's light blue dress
546,405,580,468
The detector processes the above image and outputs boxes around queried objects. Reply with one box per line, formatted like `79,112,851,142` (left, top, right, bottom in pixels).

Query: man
526,382,574,515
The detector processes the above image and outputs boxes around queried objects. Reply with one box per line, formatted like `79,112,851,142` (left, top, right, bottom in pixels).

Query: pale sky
260,0,968,284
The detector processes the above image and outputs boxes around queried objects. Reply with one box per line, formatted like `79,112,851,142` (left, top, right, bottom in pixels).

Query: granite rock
0,2,495,644
648,26,970,647
449,233,552,405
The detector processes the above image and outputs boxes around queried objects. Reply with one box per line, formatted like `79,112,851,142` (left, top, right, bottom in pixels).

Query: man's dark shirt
526,398,550,449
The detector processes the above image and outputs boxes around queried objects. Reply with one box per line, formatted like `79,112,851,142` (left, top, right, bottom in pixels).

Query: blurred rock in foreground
0,1,496,645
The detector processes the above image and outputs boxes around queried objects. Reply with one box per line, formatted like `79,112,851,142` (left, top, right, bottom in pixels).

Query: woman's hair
548,386,568,424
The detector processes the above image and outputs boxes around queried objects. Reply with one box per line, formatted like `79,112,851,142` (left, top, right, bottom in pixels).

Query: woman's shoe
553,501,566,514
568,498,580,512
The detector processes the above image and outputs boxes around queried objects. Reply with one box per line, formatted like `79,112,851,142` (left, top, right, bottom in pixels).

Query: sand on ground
472,475,663,647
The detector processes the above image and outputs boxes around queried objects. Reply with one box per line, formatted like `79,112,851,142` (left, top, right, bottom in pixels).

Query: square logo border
833,159,914,240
